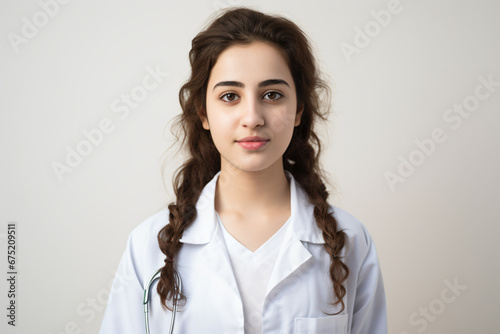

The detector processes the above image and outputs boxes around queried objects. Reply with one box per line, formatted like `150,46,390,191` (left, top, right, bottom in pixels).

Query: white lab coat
100,170,387,334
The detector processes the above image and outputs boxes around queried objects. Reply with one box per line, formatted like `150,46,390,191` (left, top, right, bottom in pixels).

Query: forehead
209,41,293,85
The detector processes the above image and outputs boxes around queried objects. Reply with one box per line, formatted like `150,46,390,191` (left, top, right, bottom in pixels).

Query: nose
240,96,264,128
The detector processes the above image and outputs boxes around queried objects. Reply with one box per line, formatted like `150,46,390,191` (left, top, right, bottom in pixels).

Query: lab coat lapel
265,171,325,297
265,229,313,297
179,171,241,298
200,211,241,298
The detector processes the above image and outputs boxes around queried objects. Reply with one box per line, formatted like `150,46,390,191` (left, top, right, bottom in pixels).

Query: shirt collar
179,170,325,245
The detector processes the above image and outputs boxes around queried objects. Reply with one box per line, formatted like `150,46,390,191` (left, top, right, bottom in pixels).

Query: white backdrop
1,0,499,333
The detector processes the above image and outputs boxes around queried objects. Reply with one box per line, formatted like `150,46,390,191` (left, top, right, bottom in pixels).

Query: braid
312,182,349,314
156,203,185,309
156,133,220,310
285,119,349,314
287,170,349,314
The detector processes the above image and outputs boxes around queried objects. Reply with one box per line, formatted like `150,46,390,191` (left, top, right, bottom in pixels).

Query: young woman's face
202,41,303,174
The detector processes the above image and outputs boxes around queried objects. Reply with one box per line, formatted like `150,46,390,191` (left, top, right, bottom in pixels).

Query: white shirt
218,211,291,334
100,170,388,334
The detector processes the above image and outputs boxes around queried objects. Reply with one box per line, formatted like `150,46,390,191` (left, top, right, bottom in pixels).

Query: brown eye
221,93,239,102
264,91,283,100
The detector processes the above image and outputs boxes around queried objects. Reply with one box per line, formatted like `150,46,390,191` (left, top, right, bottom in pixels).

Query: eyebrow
212,79,290,91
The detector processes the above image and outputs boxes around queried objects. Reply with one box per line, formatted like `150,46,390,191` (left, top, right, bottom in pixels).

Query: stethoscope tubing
143,268,181,334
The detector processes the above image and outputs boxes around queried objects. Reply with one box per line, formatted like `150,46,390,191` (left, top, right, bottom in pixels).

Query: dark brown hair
157,7,349,314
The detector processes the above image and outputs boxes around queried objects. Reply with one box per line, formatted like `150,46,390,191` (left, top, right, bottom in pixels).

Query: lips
236,136,269,142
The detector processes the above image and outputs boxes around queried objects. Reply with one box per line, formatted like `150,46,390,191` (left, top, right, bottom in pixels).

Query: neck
215,159,290,218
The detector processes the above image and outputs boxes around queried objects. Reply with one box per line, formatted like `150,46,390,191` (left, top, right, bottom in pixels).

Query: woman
100,7,387,334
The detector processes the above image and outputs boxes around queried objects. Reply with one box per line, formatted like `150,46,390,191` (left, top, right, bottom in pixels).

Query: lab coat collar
179,170,325,245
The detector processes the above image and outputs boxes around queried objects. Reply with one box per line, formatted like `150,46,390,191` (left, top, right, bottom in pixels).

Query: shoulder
126,208,169,257
128,207,169,242
328,205,375,260
123,208,169,283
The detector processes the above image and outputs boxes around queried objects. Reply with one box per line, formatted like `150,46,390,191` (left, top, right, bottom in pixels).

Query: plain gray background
1,0,499,333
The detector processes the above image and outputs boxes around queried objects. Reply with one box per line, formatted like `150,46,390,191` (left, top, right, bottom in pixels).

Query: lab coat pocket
294,313,348,334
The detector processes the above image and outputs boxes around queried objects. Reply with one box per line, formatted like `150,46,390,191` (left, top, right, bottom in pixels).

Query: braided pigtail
285,132,349,314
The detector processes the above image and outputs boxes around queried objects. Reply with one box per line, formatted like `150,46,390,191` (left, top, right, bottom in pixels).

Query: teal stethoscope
143,268,182,334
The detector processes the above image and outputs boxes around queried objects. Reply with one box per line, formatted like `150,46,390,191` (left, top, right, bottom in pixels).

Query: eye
220,92,239,102
263,91,283,100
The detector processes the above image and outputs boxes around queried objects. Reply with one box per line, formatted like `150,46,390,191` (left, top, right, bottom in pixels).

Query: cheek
209,114,233,133
207,113,236,148
205,100,229,135
268,106,297,136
